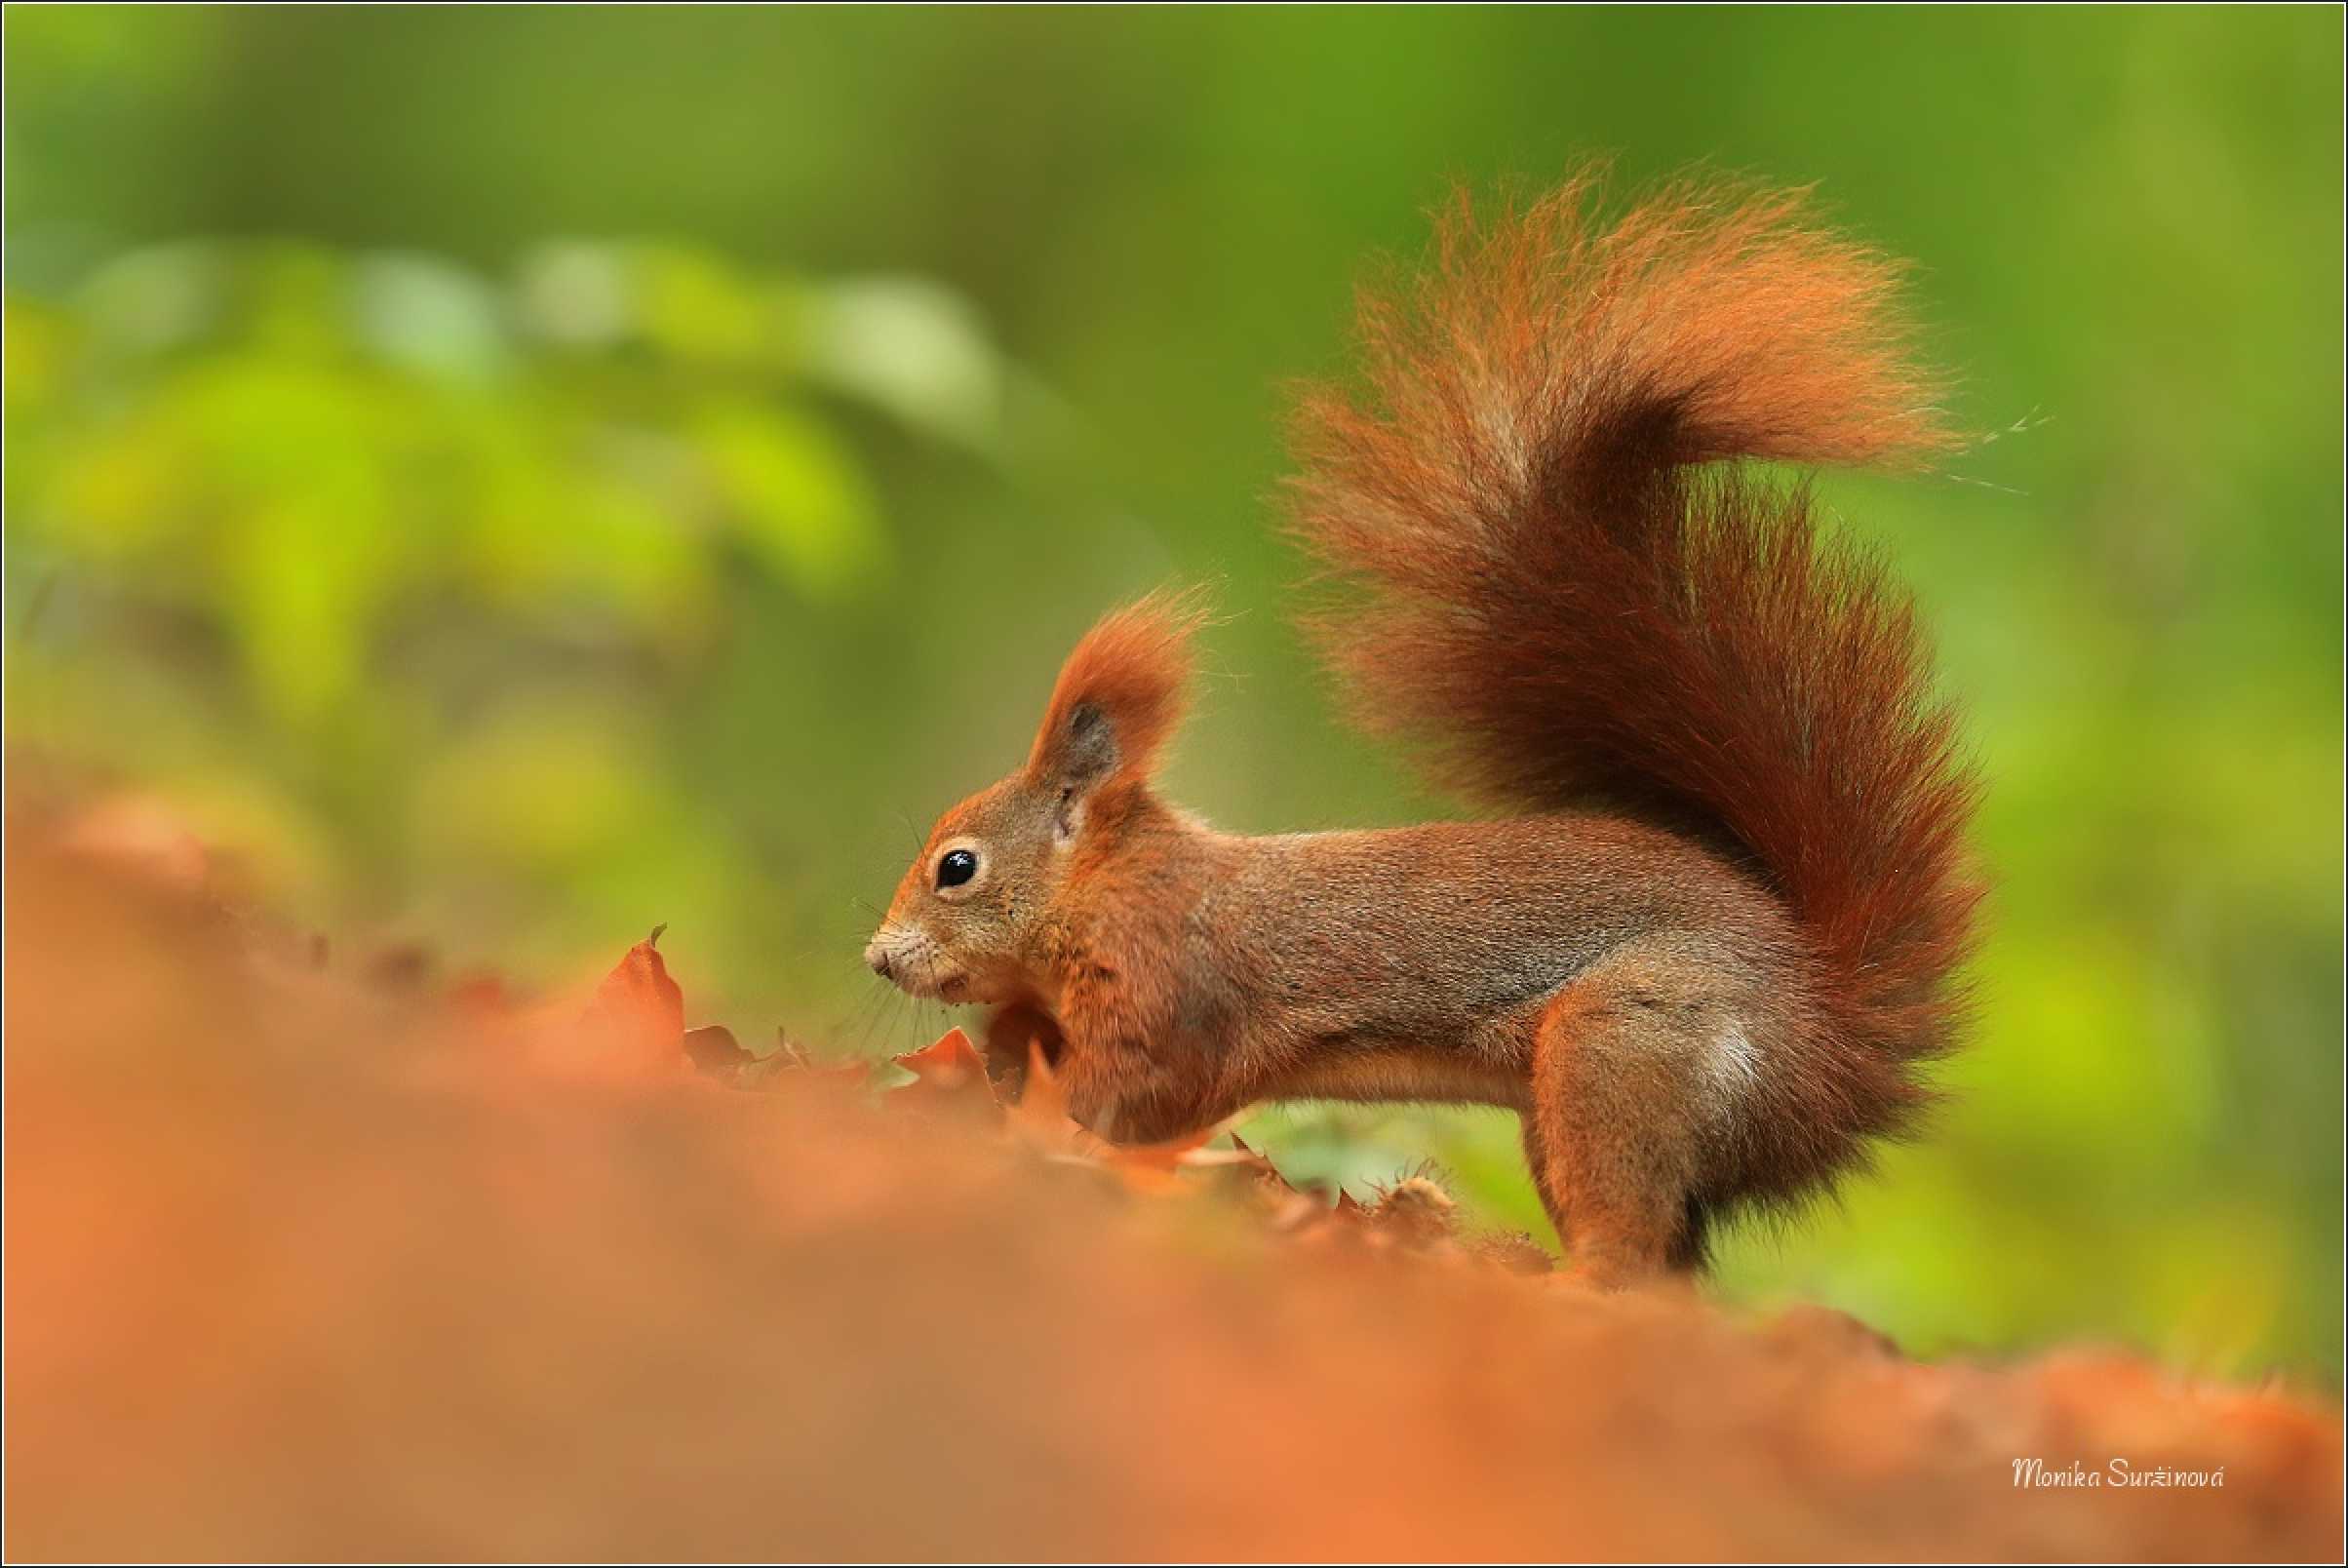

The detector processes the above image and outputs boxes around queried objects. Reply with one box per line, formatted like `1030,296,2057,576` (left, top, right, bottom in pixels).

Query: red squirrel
864,173,1982,1282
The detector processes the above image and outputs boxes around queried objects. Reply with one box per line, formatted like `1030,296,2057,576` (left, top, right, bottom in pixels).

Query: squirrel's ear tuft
1026,590,1208,799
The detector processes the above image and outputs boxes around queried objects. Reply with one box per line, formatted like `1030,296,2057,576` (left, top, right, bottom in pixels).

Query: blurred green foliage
5,6,2341,1381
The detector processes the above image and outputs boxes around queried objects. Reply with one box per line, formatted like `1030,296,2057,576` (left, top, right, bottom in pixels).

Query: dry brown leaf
890,1027,998,1119
566,924,688,1079
894,1026,986,1085
683,1024,752,1073
1003,1040,1101,1158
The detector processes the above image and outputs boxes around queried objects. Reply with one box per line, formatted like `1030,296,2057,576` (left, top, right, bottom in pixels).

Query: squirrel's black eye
936,848,978,889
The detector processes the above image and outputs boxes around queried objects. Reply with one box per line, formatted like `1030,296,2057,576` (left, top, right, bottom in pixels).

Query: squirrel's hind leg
1524,956,1740,1287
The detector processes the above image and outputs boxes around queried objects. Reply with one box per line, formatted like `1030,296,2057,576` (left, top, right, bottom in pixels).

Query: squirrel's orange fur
867,173,1983,1282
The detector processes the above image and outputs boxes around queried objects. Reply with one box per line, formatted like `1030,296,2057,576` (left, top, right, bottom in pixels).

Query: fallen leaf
365,943,434,992
447,973,515,1023
895,1026,985,1085
572,924,687,1078
684,1024,752,1074
891,1028,997,1117
1004,1042,1103,1158
737,1032,874,1092
60,792,212,892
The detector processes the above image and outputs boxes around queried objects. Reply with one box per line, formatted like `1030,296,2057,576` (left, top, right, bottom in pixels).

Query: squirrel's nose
865,941,893,980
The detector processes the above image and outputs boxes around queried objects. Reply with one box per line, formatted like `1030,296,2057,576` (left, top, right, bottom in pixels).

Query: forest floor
6,809,2341,1562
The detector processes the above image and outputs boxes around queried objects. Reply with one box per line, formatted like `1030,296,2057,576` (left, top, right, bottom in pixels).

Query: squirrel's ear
1025,591,1206,820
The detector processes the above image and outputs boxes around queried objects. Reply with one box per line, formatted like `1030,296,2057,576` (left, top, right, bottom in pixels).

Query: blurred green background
6,7,2341,1380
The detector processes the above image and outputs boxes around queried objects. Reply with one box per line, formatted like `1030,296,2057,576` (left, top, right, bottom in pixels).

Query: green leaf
689,396,881,599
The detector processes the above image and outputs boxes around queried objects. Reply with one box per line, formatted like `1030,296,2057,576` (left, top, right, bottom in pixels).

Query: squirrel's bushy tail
1287,172,1982,1125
